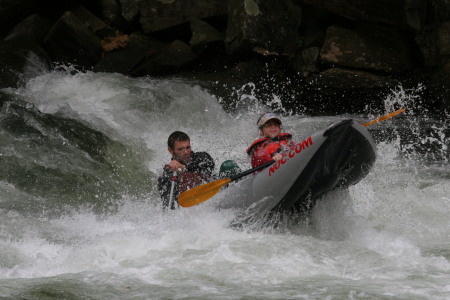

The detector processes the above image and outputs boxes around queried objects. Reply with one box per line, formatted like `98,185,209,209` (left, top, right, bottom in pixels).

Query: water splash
368,84,448,165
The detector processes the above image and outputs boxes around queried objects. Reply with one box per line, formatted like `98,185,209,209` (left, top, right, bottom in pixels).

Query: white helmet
257,113,282,128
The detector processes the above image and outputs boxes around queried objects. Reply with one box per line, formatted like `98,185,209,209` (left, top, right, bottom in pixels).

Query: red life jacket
246,133,293,155
246,133,293,168
178,172,210,193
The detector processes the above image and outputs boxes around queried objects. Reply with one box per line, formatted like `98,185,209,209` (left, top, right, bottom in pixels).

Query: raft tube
214,119,377,214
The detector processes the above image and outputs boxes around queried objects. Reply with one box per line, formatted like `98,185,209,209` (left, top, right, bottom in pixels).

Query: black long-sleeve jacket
157,152,215,209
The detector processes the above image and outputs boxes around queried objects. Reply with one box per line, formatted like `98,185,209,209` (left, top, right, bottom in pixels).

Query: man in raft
246,113,296,168
158,131,215,210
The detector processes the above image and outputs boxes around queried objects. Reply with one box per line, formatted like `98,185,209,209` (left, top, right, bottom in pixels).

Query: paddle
178,160,275,207
363,108,405,127
178,108,406,208
168,171,177,209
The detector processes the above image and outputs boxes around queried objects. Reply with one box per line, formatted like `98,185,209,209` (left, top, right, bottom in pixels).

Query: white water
0,68,449,299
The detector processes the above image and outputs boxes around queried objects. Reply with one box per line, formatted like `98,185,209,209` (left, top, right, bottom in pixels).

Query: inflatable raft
181,119,377,215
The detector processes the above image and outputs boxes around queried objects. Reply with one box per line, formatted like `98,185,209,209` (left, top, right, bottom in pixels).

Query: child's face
261,121,281,138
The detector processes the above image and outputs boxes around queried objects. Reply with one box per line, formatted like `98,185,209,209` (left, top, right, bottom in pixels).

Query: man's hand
167,160,186,172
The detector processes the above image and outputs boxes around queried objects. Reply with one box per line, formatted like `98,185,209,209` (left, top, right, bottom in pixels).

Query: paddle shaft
230,160,275,182
363,108,405,127
168,171,177,209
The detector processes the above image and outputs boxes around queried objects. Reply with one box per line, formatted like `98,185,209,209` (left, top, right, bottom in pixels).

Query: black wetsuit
157,152,215,209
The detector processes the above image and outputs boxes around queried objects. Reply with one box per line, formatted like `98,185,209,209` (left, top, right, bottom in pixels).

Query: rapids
0,65,449,299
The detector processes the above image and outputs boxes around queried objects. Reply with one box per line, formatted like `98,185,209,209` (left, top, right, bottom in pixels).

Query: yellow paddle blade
363,108,406,127
178,178,232,207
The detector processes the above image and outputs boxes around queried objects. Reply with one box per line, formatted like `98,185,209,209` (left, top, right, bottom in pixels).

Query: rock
304,67,399,113
414,20,450,68
437,22,450,61
320,24,413,73
98,0,126,28
0,42,22,88
0,0,448,116
4,14,53,45
404,0,428,31
427,62,450,113
189,19,223,51
100,31,129,54
292,47,320,76
0,0,37,37
225,0,302,57
0,41,50,88
94,32,165,74
311,67,398,89
419,20,450,114
118,0,140,23
71,5,116,38
1,14,52,89
415,24,440,67
130,39,198,76
138,0,227,33
44,11,102,68
297,5,328,49
419,0,450,24
227,59,268,79
303,0,427,31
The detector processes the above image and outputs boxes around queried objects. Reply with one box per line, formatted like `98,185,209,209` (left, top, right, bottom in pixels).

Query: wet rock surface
1,0,449,116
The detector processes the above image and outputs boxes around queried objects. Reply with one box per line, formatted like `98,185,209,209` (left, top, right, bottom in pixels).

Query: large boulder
415,24,441,67
413,16,450,115
130,39,198,76
225,0,302,57
0,0,37,37
98,0,129,30
118,0,140,23
292,47,320,76
4,14,53,45
320,24,414,73
71,5,116,38
0,41,22,88
94,32,165,74
44,11,102,68
1,14,52,89
304,67,399,113
311,67,399,89
189,19,223,51
416,21,450,67
303,0,427,31
0,40,50,88
138,0,227,33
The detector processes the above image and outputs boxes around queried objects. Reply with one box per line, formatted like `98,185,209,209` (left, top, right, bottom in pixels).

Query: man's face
169,140,192,163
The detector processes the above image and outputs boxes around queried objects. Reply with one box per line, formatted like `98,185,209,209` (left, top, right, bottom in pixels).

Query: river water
0,65,449,299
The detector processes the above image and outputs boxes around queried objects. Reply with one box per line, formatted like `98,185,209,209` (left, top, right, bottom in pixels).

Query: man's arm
188,152,215,174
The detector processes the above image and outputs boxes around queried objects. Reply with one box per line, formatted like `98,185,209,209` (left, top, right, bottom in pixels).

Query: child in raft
246,113,296,168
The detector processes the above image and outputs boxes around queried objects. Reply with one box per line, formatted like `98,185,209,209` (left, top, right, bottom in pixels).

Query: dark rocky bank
1,0,450,117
